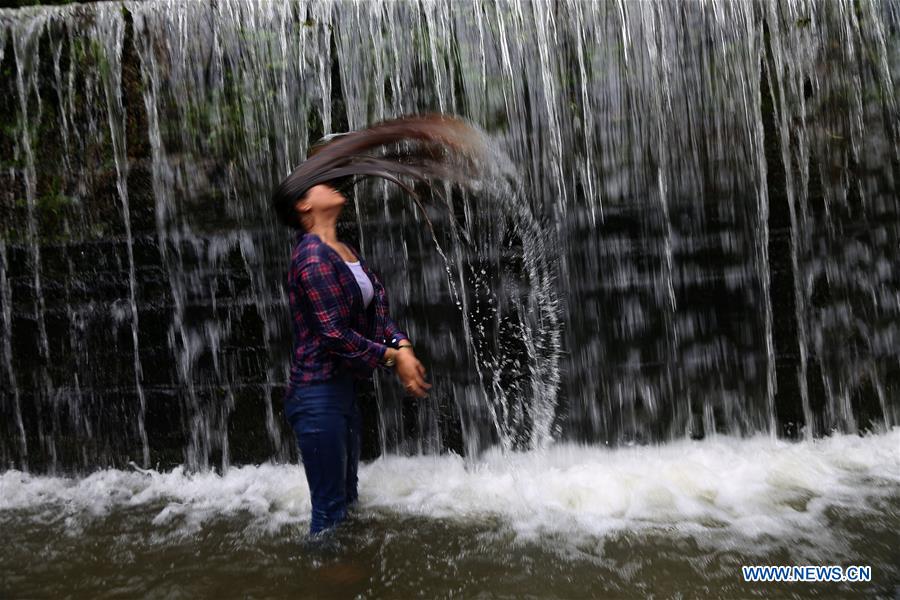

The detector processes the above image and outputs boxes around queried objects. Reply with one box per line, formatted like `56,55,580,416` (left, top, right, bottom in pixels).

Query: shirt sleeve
345,243,410,347
372,273,410,346
297,258,388,370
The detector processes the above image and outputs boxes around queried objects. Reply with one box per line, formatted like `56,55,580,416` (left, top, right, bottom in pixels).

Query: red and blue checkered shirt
287,232,409,387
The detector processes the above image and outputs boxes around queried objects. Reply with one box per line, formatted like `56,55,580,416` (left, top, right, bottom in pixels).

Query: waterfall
0,0,897,473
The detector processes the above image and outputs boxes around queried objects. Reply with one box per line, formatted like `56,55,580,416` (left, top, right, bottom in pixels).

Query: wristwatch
382,351,396,368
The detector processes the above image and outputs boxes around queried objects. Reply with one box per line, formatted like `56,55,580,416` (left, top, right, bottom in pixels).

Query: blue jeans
284,374,362,535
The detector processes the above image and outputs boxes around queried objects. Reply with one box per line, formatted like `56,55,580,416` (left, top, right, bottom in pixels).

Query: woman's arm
298,259,388,370
368,273,431,396
383,304,410,347
336,243,429,396
369,273,410,346
342,242,411,347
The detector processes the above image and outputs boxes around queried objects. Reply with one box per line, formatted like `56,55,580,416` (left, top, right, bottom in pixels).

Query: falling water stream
1,0,898,596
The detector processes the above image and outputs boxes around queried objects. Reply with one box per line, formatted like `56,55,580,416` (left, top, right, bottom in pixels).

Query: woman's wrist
382,347,399,367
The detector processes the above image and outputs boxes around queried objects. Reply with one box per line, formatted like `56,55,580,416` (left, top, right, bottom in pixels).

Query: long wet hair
271,114,490,231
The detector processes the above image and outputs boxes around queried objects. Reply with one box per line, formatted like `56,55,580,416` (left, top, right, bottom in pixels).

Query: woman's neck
306,215,339,244
306,219,357,261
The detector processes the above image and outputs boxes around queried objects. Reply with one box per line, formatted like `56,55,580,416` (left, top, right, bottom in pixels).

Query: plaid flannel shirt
287,232,410,387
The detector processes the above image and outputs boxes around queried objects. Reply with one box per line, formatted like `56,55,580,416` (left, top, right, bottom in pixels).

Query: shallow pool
2,431,898,598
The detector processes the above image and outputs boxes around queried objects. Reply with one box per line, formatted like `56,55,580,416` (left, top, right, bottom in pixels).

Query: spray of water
271,114,563,452
1,0,897,471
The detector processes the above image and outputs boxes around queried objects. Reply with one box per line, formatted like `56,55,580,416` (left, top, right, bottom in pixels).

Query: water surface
3,431,898,598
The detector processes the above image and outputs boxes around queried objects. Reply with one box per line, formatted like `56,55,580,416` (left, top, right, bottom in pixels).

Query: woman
277,181,430,535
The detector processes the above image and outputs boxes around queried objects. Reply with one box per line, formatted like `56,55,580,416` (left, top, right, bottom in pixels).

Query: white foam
2,430,898,550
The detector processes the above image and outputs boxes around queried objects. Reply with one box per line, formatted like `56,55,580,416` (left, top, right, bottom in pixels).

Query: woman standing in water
272,114,485,534
273,181,431,535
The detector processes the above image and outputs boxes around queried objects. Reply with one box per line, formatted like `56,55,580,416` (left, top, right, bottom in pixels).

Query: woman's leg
345,400,362,507
285,375,358,535
292,409,349,535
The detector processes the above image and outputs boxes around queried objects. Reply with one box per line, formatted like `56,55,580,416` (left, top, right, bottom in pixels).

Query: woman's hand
387,347,431,398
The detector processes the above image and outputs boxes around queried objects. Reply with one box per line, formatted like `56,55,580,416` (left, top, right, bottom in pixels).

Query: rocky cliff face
1,0,898,474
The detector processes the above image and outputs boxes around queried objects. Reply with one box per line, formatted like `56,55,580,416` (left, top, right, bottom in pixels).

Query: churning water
2,431,899,597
